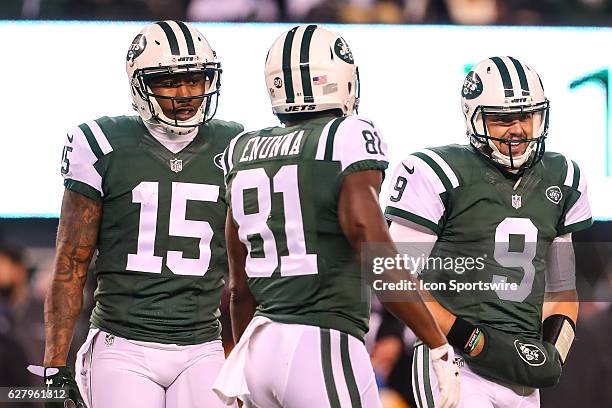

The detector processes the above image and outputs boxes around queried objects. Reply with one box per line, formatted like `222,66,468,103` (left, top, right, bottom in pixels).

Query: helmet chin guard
126,21,221,135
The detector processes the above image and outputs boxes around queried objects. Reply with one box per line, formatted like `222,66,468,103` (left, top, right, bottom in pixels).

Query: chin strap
488,139,534,170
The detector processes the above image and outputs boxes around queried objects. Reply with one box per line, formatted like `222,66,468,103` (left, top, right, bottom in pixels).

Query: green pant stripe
320,328,341,408
340,333,362,408
412,346,424,408
422,347,435,408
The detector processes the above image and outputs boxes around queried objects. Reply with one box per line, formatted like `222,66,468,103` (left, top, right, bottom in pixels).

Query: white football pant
75,328,235,408
214,317,382,408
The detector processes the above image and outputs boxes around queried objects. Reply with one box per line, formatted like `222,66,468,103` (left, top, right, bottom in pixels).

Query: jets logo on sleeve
514,340,546,366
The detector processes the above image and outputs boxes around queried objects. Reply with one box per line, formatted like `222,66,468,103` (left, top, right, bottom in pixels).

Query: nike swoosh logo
402,163,415,174
66,133,74,143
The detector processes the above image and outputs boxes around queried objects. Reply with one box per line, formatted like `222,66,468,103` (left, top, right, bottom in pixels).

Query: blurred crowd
1,240,611,407
4,0,612,25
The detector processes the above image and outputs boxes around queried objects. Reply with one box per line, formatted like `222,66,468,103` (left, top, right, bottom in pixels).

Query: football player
384,56,592,407
34,21,243,408
213,25,460,408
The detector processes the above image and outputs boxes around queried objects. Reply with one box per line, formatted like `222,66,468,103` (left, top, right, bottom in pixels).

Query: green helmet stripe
299,25,318,104
282,27,299,104
490,56,514,98
508,56,530,96
156,21,180,55
174,20,195,55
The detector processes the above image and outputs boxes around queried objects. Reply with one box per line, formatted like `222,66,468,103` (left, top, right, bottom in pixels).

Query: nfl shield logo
104,334,115,347
512,194,522,209
170,158,183,173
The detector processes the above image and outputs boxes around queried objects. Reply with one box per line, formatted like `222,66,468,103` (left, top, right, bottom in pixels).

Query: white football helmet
264,25,359,118
461,56,549,170
126,20,221,135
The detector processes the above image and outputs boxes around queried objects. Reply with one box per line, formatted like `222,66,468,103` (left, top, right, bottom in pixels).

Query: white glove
430,343,461,408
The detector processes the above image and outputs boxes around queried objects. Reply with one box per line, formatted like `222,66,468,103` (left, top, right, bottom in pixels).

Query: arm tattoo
44,189,102,366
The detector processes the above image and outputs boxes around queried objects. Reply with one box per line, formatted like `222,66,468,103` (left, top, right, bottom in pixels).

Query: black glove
27,365,86,408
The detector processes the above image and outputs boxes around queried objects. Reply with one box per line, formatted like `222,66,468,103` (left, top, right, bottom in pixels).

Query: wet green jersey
384,144,592,337
223,115,388,341
61,115,243,344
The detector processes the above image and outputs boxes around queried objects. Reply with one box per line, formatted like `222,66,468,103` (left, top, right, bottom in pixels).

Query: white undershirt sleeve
545,233,577,292
389,221,438,276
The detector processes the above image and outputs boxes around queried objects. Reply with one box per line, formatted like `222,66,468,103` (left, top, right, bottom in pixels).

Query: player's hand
430,344,460,408
27,365,86,408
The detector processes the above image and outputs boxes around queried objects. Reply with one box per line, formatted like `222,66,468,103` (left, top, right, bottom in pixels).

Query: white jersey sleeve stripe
411,155,446,195
419,148,460,188
315,118,336,160
226,130,249,173
564,172,591,227
85,121,113,155
563,155,574,187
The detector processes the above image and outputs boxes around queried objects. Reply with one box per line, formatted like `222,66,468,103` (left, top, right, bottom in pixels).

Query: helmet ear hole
348,82,352,93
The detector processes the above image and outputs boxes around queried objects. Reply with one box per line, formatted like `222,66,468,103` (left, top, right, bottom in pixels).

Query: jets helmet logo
127,34,147,62
334,37,354,64
514,340,547,366
462,71,483,100
546,186,563,204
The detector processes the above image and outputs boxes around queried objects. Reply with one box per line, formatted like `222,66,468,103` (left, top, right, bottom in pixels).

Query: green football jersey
61,115,243,344
223,114,388,341
385,144,592,337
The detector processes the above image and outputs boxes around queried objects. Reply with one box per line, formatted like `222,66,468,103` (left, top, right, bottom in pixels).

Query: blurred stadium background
1,1,611,407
